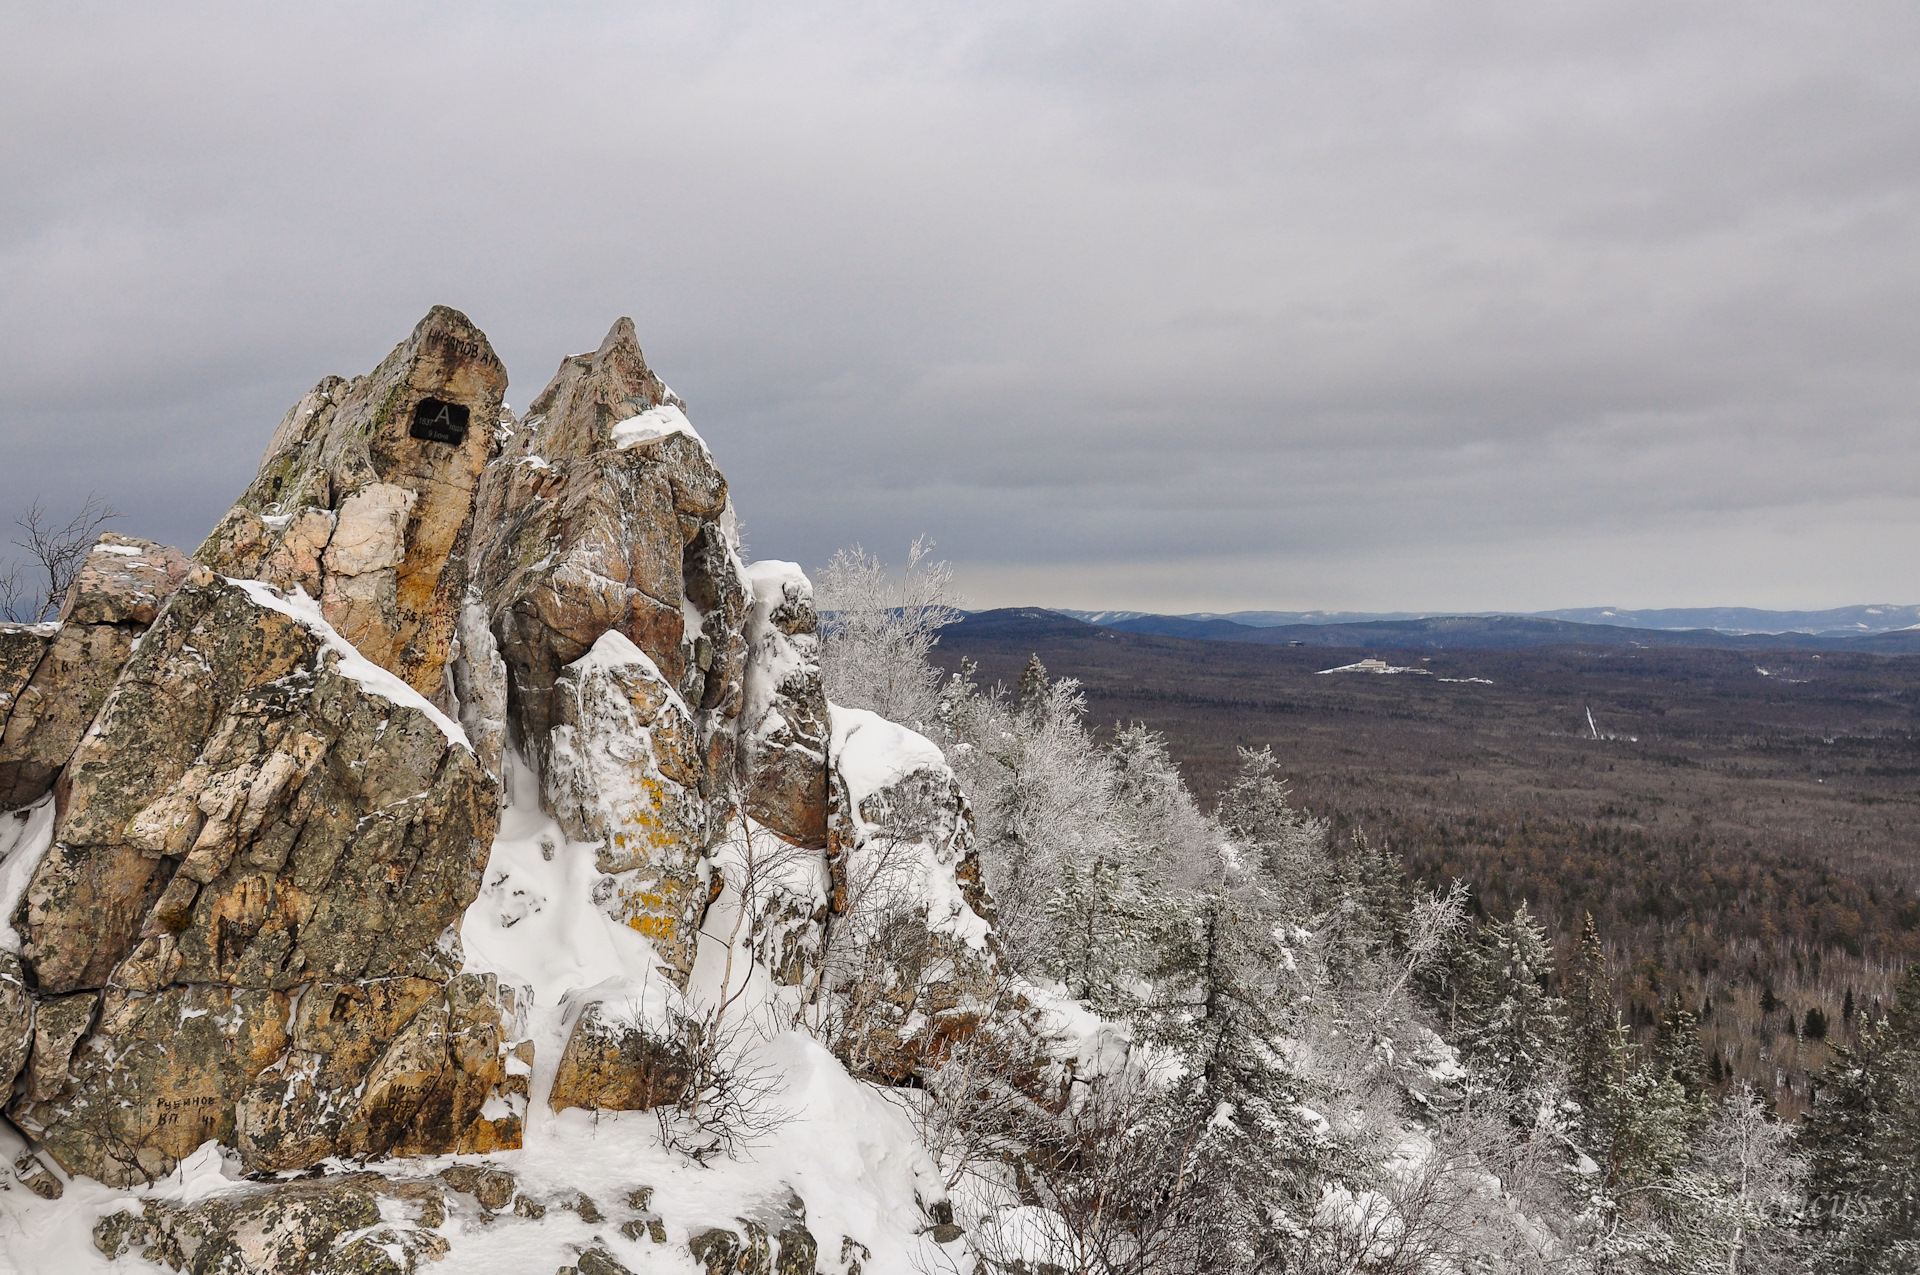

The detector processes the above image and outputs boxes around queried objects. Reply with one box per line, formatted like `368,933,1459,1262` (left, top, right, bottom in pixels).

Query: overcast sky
5,2,1918,613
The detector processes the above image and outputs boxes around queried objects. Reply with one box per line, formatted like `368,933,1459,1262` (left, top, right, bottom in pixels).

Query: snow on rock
822,704,997,1082
231,578,470,750
542,631,709,985
829,705,951,818
1014,977,1137,1088
829,705,991,950
612,402,712,461
740,561,831,849
450,753,966,1271
0,793,55,954
462,751,670,1017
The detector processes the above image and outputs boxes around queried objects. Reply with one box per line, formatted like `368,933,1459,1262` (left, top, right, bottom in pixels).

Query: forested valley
832,582,1920,1271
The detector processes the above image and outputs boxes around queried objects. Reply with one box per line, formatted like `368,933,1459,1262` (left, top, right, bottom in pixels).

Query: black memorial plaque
409,398,470,445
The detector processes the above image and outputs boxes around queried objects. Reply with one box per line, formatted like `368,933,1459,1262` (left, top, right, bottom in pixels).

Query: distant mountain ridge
1058,604,1920,637
1028,609,1920,653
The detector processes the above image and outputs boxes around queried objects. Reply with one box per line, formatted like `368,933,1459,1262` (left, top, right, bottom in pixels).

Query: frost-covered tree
1216,746,1326,910
1044,847,1150,1013
1142,860,1327,1271
971,667,1121,968
1458,902,1566,1101
815,536,959,732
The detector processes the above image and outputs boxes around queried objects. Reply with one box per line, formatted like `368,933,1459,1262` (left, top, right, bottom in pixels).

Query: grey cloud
3,2,1918,612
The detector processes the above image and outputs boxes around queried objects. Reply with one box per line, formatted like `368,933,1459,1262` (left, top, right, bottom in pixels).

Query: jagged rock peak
523,316,685,458
470,315,741,776
196,305,509,698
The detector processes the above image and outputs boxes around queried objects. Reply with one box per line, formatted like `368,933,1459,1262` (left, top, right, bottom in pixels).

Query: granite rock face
0,952,31,1100
546,630,709,983
0,535,193,810
470,318,747,774
19,574,493,994
196,305,507,699
10,573,515,1185
0,625,48,729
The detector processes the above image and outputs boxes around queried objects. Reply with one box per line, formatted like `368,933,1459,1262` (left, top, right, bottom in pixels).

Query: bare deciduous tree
8,493,119,621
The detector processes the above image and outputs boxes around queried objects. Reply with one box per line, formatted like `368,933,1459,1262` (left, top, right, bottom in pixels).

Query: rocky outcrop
450,595,509,785
10,572,515,1185
547,1000,694,1114
0,306,1001,1242
94,1173,449,1273
545,631,708,982
740,562,830,850
0,535,193,809
440,1161,517,1211
470,318,747,778
195,305,507,700
823,708,997,1082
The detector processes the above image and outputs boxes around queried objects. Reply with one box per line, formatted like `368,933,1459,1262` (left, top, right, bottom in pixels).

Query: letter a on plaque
410,397,471,445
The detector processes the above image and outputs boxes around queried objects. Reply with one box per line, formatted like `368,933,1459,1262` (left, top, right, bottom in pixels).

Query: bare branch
12,492,120,621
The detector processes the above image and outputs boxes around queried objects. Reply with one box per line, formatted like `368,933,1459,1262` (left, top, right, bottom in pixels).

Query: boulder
59,532,196,627
196,305,508,699
0,535,192,809
822,707,997,1082
440,1161,517,1211
689,1199,820,1275
469,317,747,770
548,1000,693,1113
10,574,515,1184
570,1248,637,1275
546,630,708,982
12,1149,62,1199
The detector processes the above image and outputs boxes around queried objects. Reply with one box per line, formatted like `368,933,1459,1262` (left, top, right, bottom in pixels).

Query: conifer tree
1322,831,1412,984
1143,864,1323,1269
1799,963,1920,1273
1044,845,1148,1013
1563,912,1625,1136
1016,652,1051,721
1458,901,1566,1099
1654,993,1709,1101
1215,746,1327,915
